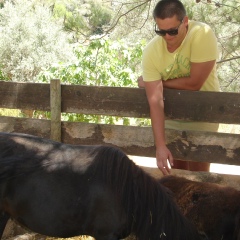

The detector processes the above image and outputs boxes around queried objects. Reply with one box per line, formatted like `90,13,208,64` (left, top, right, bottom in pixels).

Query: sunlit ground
130,155,240,176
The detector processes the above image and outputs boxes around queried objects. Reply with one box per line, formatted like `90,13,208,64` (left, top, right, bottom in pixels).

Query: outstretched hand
156,146,174,175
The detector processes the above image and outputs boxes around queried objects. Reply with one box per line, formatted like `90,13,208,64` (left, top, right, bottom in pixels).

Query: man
139,0,220,175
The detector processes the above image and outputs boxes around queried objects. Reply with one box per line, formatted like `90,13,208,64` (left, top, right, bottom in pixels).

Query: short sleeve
190,25,218,63
142,37,164,82
142,49,162,82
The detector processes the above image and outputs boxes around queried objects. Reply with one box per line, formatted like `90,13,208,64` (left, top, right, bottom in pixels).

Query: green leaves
36,38,147,125
39,38,146,87
54,0,113,38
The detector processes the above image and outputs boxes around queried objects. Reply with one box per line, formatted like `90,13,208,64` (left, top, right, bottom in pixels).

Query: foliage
0,108,21,117
35,37,147,125
37,38,145,87
183,0,240,92
0,68,7,80
0,0,75,82
53,0,113,40
1,0,238,90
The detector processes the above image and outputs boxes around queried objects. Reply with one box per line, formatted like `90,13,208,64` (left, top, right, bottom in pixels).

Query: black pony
0,132,205,240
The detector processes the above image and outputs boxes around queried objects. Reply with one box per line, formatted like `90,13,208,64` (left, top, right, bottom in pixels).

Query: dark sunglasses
155,20,183,36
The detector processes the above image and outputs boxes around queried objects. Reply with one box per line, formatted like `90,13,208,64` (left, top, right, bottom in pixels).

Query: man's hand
156,145,173,175
137,75,145,88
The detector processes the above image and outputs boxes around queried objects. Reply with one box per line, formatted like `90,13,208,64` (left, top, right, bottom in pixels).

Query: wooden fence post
50,79,61,142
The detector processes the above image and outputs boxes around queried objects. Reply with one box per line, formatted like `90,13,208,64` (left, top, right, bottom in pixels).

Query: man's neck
167,45,179,53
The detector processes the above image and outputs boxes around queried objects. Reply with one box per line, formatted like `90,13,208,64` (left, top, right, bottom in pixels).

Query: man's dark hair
153,0,186,21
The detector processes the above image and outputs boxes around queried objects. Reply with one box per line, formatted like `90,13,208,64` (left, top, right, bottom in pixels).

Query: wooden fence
0,79,240,184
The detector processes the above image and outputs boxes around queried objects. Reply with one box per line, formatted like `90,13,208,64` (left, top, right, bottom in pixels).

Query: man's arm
144,80,173,175
163,60,216,90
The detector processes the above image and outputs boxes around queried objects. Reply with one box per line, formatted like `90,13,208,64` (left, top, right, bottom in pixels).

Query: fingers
168,153,174,167
157,160,171,175
159,165,171,175
137,76,145,88
155,146,173,175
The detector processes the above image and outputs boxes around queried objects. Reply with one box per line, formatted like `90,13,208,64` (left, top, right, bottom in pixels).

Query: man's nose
165,33,173,38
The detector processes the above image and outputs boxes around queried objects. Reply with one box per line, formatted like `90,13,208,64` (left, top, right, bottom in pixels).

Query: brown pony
160,175,240,240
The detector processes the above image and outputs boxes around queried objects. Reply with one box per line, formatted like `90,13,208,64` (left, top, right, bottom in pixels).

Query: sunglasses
155,20,183,36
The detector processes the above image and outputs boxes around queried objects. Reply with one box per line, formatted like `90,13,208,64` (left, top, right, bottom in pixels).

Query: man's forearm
162,76,202,90
149,102,166,148
162,60,215,90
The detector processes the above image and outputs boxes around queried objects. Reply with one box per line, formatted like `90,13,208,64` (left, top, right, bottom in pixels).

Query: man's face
155,15,188,49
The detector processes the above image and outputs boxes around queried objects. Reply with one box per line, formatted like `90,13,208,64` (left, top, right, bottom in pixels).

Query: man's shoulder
187,20,216,43
189,20,213,33
144,36,163,52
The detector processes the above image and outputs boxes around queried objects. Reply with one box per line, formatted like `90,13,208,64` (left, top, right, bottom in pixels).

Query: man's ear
183,16,189,27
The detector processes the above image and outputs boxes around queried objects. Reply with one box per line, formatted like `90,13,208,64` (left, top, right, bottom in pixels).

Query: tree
53,0,113,41
0,0,239,91
0,0,75,82
183,0,240,92
37,38,145,87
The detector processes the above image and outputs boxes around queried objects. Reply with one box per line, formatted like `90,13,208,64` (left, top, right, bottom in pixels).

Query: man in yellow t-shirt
138,0,220,175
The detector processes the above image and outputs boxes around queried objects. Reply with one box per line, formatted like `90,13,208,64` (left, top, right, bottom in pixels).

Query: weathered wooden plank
1,81,240,123
164,89,240,124
50,79,61,141
61,121,240,165
0,116,240,165
0,116,50,138
166,130,240,165
61,85,150,118
0,81,50,111
62,85,240,124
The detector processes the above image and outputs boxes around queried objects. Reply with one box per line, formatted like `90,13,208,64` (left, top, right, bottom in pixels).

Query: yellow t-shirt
142,20,220,131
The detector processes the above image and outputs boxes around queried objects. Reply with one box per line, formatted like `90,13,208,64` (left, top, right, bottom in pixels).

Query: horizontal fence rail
0,80,240,167
0,81,240,123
